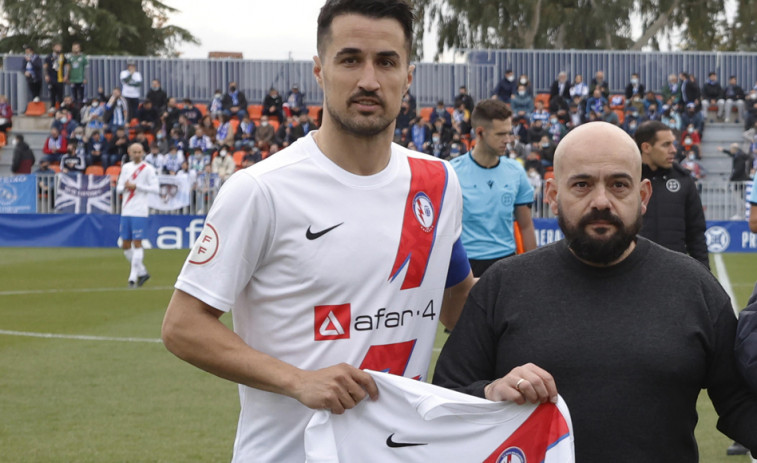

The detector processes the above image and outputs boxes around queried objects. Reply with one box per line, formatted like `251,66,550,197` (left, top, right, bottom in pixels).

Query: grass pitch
0,248,755,462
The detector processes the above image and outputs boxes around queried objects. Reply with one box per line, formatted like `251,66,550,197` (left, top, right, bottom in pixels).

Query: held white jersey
116,161,159,217
305,370,575,463
175,132,464,462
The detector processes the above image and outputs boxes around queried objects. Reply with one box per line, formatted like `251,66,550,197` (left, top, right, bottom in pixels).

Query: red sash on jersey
483,402,571,463
124,163,147,206
388,157,448,290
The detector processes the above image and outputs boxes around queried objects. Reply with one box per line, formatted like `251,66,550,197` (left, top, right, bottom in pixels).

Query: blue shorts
120,216,148,241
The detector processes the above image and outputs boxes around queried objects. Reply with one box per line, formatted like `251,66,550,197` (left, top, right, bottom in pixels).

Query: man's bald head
128,143,145,163
553,122,642,181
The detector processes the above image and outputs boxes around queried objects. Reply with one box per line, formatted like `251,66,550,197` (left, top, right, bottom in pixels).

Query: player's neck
313,121,394,176
471,146,499,168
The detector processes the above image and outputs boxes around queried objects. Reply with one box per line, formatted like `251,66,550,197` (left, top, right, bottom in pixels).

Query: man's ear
639,178,653,215
545,178,559,216
313,56,324,89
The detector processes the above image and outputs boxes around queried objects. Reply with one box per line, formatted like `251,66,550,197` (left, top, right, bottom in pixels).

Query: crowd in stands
7,43,757,192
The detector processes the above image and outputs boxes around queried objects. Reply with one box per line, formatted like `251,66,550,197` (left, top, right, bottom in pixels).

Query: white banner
150,174,191,211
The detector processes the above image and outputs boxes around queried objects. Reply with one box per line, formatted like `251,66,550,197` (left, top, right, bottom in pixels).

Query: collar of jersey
303,131,401,189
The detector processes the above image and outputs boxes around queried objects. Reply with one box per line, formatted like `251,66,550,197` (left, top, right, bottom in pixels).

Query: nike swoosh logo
305,222,344,240
386,433,428,448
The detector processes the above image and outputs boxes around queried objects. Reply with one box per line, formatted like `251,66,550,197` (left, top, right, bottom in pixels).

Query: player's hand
290,363,379,414
125,181,136,191
484,363,557,405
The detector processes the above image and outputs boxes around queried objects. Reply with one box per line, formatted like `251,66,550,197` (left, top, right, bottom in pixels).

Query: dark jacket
736,282,757,393
722,148,753,181
550,79,571,100
625,83,646,100
222,91,248,112
640,162,709,269
12,140,35,174
702,81,724,100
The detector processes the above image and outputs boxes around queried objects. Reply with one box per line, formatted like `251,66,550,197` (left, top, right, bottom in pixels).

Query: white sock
124,248,133,263
133,247,147,277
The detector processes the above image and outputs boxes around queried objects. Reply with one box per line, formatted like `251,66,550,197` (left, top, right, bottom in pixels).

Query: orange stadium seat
534,93,550,108
106,165,121,186
614,109,625,124
419,107,433,122
85,165,104,176
308,105,322,121
269,119,280,131
25,101,47,116
248,104,263,122
230,118,240,134
0,132,6,147
233,150,245,167
50,163,61,173
195,103,208,117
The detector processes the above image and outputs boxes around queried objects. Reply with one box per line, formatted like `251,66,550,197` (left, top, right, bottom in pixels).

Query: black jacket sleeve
736,282,757,393
682,171,710,268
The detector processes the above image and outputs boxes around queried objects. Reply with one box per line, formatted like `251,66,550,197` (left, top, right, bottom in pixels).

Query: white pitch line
0,286,174,296
713,253,739,317
0,329,162,343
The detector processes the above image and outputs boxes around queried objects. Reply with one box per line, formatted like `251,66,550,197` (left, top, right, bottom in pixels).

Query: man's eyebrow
566,172,633,182
334,48,400,59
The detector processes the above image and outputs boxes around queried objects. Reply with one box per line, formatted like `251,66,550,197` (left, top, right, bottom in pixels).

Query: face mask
91,102,98,107
688,154,696,160
684,137,692,144
541,142,549,148
631,78,638,85
229,86,236,92
12,139,17,146
59,117,67,124
214,94,221,99
432,137,440,143
220,150,228,157
629,123,637,129
261,121,268,127
518,91,526,96
550,118,558,124
507,75,515,82
520,78,527,84
151,85,159,91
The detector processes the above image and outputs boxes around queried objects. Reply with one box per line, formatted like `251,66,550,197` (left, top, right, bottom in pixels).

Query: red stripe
388,157,447,290
124,163,147,206
482,403,571,462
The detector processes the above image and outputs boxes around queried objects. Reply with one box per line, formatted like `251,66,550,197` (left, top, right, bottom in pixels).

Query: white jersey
116,161,159,217
305,371,575,463
175,132,464,462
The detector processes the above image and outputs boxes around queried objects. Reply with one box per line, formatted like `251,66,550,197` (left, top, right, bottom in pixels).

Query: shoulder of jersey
501,157,526,170
238,138,312,178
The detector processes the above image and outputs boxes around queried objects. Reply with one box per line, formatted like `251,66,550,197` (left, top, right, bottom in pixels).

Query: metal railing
32,174,751,221
3,48,757,114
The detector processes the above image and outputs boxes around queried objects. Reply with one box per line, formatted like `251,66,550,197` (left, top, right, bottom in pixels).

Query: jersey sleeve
515,164,535,206
748,177,757,205
140,165,160,195
445,237,470,288
175,171,274,312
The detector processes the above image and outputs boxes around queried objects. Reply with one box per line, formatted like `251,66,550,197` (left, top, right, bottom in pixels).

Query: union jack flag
55,173,112,214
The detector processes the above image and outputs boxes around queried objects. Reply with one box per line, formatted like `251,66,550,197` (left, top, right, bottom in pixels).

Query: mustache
577,209,624,229
349,91,383,105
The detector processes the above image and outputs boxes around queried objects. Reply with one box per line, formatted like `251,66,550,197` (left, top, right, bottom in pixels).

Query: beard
325,90,396,138
558,205,642,265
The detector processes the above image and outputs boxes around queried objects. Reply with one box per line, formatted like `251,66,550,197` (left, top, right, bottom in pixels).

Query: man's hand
125,181,136,191
289,363,379,414
484,363,558,405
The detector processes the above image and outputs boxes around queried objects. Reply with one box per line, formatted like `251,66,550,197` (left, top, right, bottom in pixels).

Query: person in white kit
160,1,475,461
116,143,159,288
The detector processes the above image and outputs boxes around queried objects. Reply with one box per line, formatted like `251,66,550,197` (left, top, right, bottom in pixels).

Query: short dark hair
633,121,671,152
317,0,415,58
471,99,512,130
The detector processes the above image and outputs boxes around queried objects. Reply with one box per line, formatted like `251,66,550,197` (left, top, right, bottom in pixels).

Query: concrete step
13,115,55,131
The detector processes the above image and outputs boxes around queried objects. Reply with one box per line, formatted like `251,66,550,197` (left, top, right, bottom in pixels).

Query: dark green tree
0,0,198,56
412,0,753,57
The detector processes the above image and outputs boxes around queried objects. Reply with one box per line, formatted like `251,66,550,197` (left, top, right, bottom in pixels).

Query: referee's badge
188,222,219,265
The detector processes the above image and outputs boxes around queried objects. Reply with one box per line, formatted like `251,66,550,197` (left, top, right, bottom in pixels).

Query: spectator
644,102,662,122
119,61,142,121
162,145,184,174
42,126,68,163
35,159,56,209
60,143,86,174
240,146,260,168
510,85,534,121
136,99,160,133
22,44,43,102
86,130,108,167
550,71,571,103
538,134,557,167
144,143,166,173
527,119,547,145
661,73,682,108
52,109,78,137
215,114,236,148
642,91,662,113
513,115,530,144
222,81,249,120
627,94,645,116
292,114,315,140
0,95,12,134
58,95,81,123
681,102,704,133
403,89,417,114
447,132,465,159
130,129,150,153
723,76,746,124
107,126,130,166
254,115,276,150
234,114,257,150
68,125,86,148
275,116,299,147
44,42,69,113
680,72,701,108
718,143,753,182
284,83,305,117
167,127,187,155
188,127,214,154
209,89,224,121
701,72,725,122
566,102,584,130
590,70,609,99
744,121,757,154
262,87,285,122
518,73,533,96
163,97,182,131
747,94,757,130
79,97,104,139
569,74,589,101
624,72,645,101
677,134,700,162
451,103,471,137
680,123,701,146
188,146,211,174
395,99,415,135
681,151,705,182
181,99,202,126
426,130,450,159
492,69,516,103
198,114,216,141
104,87,128,129
454,85,475,112
530,99,549,124
194,163,221,213
547,114,567,143
601,102,620,126
429,100,452,127
585,88,607,118
146,79,168,115
431,117,453,144
174,116,194,146
67,42,88,109
410,116,431,152
11,134,35,174
661,104,681,133
622,111,640,136
211,144,236,181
